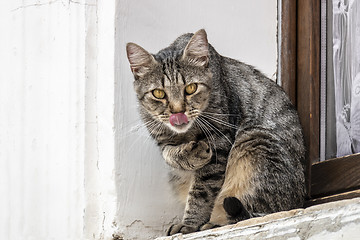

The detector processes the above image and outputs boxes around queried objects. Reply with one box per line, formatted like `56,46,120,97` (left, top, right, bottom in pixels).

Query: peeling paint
11,0,96,12
11,0,60,12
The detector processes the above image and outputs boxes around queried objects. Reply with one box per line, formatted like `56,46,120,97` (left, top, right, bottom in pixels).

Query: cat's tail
223,197,265,224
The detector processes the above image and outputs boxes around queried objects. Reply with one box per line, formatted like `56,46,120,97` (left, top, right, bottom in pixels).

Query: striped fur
126,29,306,235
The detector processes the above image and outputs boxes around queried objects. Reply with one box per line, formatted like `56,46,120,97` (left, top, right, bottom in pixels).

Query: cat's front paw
167,223,198,235
185,141,212,169
199,222,221,231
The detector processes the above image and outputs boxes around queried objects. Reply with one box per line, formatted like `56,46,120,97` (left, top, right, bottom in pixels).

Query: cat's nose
169,101,186,114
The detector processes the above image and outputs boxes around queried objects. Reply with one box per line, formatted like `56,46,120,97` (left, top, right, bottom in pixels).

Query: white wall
115,0,278,239
0,1,117,239
0,0,277,239
0,1,86,239
84,1,118,239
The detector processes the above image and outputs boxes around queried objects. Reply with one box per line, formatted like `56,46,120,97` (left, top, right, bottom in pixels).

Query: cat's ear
182,29,209,67
126,43,157,78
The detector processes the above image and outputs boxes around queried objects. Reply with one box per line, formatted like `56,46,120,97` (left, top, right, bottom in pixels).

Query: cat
126,29,306,235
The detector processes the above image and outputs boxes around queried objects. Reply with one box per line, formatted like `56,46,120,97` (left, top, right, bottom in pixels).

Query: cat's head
126,29,213,134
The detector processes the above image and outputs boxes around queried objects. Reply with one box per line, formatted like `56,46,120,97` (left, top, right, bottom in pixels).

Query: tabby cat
126,29,306,235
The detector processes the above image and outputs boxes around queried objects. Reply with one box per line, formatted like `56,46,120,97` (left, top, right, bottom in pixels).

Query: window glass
326,0,360,159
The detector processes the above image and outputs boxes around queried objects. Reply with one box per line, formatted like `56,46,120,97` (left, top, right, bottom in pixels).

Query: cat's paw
167,223,198,235
185,141,212,169
199,222,221,231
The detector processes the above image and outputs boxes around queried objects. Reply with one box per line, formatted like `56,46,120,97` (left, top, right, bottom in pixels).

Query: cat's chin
166,121,193,134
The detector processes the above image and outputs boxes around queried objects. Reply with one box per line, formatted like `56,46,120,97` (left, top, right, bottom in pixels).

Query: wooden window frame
280,0,360,205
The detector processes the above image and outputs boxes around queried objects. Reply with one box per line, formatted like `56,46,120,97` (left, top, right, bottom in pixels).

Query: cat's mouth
167,113,193,133
169,113,189,126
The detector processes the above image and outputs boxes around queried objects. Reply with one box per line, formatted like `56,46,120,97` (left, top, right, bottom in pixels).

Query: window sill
156,197,360,240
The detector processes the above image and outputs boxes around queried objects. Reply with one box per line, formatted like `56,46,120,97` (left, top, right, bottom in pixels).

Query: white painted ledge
156,197,360,240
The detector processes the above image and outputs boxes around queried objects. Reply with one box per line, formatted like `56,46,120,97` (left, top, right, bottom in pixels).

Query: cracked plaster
12,0,96,12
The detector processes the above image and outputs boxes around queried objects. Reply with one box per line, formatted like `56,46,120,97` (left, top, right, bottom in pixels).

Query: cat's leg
199,198,227,231
205,125,305,228
161,140,212,171
167,131,259,234
200,141,259,229
232,126,305,213
223,197,252,222
167,158,226,235
200,197,252,231
168,169,194,204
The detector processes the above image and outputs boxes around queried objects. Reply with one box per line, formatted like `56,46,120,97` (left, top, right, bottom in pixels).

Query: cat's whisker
148,121,163,136
194,122,216,164
196,118,215,144
118,120,153,142
120,118,143,129
143,123,162,146
124,127,152,155
198,117,233,145
132,120,155,132
153,121,164,140
158,124,166,139
124,119,162,152
200,114,239,130
195,120,215,150
125,123,163,155
201,111,242,117
195,118,218,162
202,118,237,130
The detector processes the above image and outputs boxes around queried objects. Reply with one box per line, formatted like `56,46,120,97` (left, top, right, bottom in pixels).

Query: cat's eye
152,89,166,99
185,83,197,95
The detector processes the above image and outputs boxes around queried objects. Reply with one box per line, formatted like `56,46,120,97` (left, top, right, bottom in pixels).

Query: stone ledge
156,197,360,240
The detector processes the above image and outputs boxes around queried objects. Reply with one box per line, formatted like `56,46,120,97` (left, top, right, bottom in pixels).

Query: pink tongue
169,113,189,126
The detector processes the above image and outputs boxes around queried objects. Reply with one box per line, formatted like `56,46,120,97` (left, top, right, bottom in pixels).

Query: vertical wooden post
297,0,321,197
280,0,298,107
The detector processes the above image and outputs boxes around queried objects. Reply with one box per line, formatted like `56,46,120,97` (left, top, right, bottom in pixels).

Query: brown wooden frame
280,0,360,203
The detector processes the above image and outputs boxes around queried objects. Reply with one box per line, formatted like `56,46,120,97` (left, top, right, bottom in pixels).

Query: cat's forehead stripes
162,58,185,86
163,72,185,88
